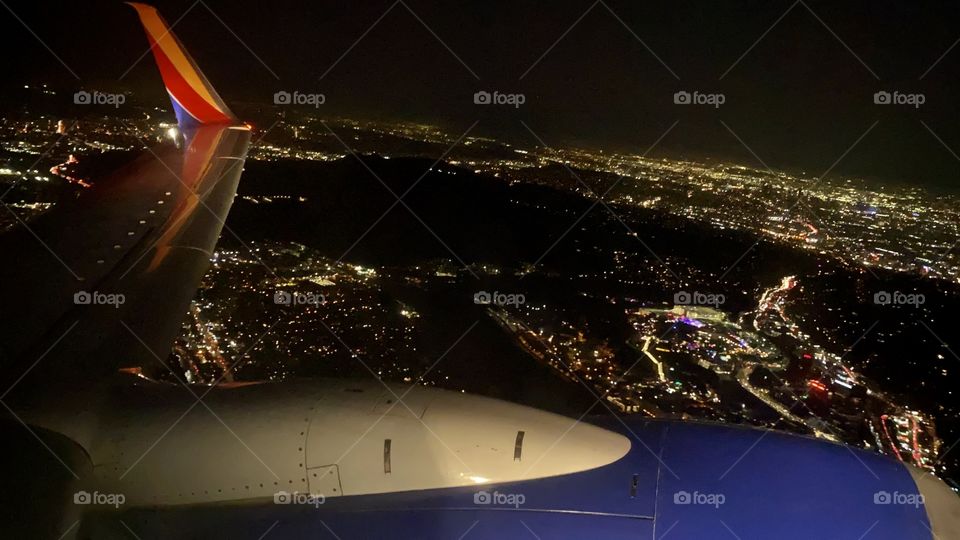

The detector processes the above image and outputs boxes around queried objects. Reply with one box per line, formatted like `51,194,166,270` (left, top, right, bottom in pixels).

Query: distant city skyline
3,0,960,189
4,111,958,283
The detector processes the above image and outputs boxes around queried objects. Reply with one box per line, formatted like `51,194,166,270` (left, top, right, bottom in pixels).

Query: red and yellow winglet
127,3,236,128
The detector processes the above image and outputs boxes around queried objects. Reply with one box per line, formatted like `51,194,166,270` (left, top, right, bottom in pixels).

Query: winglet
127,3,237,128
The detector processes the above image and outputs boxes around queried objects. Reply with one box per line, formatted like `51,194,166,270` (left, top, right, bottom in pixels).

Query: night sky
3,0,960,190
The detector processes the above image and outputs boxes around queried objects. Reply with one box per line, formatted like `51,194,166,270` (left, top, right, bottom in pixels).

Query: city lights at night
1,1,959,539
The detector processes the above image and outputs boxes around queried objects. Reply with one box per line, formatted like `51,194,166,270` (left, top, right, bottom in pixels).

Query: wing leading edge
0,4,251,397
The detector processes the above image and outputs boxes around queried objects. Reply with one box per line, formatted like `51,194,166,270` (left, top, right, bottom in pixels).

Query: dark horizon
3,0,960,191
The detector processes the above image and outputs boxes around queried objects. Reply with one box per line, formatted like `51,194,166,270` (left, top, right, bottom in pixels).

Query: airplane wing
0,3,251,392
